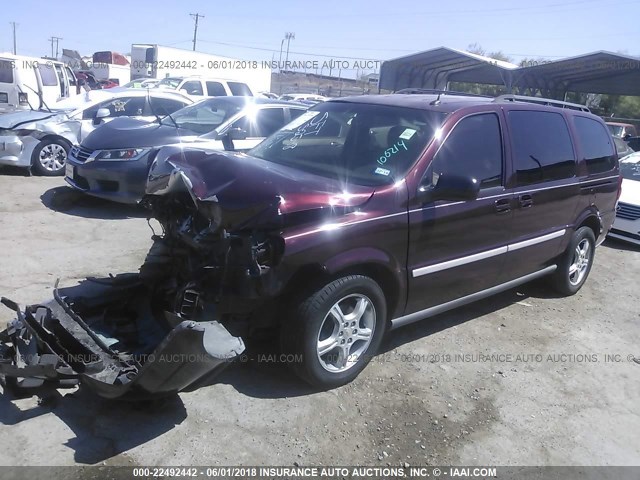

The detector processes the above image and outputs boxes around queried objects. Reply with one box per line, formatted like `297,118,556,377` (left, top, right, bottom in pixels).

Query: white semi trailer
130,44,271,94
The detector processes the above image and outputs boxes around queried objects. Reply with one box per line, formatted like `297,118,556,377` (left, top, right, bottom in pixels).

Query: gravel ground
0,171,638,468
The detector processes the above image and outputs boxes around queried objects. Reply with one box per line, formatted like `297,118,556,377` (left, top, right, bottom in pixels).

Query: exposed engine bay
0,181,287,399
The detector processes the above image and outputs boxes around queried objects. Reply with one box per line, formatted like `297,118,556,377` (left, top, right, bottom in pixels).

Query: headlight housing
92,148,150,161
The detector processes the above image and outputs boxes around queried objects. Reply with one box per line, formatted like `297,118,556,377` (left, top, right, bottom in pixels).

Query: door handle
494,198,511,214
519,194,533,208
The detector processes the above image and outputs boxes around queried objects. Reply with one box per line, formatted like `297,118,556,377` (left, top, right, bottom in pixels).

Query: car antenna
430,92,442,106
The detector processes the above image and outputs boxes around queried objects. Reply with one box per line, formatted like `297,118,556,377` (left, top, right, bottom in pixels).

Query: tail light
18,92,28,106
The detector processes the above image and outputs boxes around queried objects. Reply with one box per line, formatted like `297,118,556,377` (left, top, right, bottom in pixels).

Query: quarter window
428,113,503,190
509,110,576,185
573,116,617,174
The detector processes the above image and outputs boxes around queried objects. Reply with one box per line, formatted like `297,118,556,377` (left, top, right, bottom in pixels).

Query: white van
0,53,79,113
154,76,253,99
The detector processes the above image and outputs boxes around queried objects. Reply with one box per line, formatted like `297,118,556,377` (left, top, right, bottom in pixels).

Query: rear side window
228,82,252,96
37,64,58,86
0,60,14,83
509,110,576,186
573,116,617,174
206,81,227,96
428,113,503,190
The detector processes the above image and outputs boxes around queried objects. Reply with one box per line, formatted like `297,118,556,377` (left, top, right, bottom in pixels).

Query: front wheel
551,226,596,295
31,138,69,176
281,275,387,389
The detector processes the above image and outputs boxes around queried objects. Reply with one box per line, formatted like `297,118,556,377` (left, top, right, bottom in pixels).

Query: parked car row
0,91,624,398
65,97,307,202
0,88,192,175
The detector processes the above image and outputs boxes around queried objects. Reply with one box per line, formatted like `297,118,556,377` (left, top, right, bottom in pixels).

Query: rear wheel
31,138,69,176
281,275,387,389
551,226,596,295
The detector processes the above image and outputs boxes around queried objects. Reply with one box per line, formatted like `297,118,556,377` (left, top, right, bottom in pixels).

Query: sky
2,0,639,77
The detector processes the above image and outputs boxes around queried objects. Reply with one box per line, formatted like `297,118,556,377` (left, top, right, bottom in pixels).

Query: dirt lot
0,171,638,468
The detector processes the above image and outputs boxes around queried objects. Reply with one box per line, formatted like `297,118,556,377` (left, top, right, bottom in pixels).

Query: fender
321,247,407,318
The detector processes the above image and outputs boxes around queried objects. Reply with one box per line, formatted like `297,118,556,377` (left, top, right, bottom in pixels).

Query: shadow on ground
41,186,147,220
0,385,186,464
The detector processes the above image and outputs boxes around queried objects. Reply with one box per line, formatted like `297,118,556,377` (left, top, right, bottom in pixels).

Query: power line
48,36,62,59
190,13,205,51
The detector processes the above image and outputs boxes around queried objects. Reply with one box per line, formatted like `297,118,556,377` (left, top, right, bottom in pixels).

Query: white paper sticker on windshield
399,128,416,140
284,111,321,130
375,167,391,176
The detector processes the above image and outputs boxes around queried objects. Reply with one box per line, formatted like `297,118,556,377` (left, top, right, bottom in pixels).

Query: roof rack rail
494,95,590,112
395,88,491,98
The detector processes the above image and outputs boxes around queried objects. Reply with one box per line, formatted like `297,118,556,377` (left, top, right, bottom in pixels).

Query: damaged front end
0,276,244,400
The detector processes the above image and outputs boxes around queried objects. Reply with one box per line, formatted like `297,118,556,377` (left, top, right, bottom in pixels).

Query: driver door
406,111,512,314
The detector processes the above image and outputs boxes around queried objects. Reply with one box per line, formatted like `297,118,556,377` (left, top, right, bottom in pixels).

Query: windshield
156,78,182,89
620,152,640,181
160,98,244,134
249,101,447,186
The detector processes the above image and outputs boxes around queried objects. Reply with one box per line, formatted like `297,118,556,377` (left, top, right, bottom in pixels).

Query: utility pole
49,36,62,59
190,13,205,51
284,32,295,66
10,22,17,55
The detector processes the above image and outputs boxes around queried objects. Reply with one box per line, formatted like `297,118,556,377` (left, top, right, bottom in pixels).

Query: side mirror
226,127,248,141
419,174,480,202
93,107,110,125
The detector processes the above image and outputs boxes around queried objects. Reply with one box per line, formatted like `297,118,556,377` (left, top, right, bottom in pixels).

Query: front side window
149,98,189,117
250,102,446,186
37,63,58,86
0,60,14,83
82,96,145,119
509,110,576,186
573,116,617,174
426,113,503,191
231,107,286,137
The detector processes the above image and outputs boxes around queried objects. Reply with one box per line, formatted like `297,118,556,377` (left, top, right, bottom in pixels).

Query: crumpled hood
0,110,64,129
81,117,197,150
146,149,375,230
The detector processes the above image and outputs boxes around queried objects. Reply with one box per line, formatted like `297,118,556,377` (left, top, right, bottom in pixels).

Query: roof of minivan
329,94,595,116
329,94,493,113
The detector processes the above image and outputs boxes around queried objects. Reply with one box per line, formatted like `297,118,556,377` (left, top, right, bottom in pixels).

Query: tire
281,275,387,389
31,138,70,176
551,226,596,296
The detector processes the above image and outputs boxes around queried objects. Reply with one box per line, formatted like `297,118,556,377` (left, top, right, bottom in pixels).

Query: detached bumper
0,285,245,400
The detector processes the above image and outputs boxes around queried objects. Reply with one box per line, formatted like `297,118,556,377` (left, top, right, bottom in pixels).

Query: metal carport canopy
379,47,640,96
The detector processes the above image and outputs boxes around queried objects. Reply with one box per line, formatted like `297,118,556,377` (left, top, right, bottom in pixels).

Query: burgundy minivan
0,93,620,398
